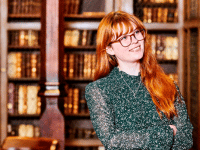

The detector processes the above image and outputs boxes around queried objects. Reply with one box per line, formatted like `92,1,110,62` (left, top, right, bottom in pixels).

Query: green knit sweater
85,67,193,150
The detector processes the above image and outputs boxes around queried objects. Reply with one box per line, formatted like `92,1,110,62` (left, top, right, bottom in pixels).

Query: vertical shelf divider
39,0,65,149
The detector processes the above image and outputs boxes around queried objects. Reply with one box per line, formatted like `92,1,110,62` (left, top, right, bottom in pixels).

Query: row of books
8,83,41,115
7,124,40,137
68,147,104,150
64,87,89,115
64,53,96,80
149,34,178,61
66,127,97,139
8,52,40,79
189,0,199,19
64,30,97,46
8,0,41,15
8,30,40,47
142,7,178,23
139,0,176,3
65,0,80,15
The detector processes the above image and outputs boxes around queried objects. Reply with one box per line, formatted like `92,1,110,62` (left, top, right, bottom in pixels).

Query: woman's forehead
111,21,137,40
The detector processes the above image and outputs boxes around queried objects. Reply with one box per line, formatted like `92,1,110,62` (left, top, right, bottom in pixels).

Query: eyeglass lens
120,30,145,47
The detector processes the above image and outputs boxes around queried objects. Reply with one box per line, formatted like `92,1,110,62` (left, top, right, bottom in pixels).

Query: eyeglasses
110,29,146,47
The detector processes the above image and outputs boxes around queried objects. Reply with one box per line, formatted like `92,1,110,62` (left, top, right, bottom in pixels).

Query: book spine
8,52,17,78
27,85,38,114
16,52,22,78
8,83,15,114
30,53,38,78
68,54,75,78
14,84,19,114
78,53,84,78
21,53,26,78
73,88,79,114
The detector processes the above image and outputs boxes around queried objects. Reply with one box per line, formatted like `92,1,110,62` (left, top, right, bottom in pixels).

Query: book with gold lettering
16,52,22,78
18,85,27,114
30,53,38,78
8,52,17,78
27,85,38,114
73,88,79,114
8,83,15,114
68,54,75,78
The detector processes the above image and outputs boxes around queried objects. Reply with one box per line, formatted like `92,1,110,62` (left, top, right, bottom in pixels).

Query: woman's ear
106,46,115,55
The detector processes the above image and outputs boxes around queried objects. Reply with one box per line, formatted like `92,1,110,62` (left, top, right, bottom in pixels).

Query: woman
85,11,193,150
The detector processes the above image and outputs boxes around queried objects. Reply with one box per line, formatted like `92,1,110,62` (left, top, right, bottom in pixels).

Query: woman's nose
131,35,139,44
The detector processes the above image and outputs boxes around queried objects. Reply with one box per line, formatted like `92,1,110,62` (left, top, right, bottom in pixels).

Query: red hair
94,11,179,119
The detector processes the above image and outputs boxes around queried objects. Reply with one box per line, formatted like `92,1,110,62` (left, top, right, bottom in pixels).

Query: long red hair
94,11,179,119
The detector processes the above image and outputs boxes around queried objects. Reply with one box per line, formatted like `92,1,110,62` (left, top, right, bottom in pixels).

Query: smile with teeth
129,46,140,52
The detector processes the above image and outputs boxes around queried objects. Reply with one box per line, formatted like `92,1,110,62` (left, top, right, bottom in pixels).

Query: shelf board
7,22,41,30
157,60,178,64
184,19,200,28
65,139,103,147
8,45,40,50
136,2,177,7
8,14,40,18
64,14,105,20
8,77,40,82
65,45,96,50
144,23,180,30
8,114,40,119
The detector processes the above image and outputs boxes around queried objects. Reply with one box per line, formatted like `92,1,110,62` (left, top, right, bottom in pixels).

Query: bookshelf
183,0,200,149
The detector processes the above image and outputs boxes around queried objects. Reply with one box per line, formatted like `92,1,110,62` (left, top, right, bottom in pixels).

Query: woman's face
106,28,145,65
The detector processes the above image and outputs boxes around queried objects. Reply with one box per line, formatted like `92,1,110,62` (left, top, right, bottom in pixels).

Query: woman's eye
135,30,140,34
121,36,128,40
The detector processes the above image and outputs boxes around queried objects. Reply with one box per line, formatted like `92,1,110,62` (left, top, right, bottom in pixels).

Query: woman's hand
169,125,177,136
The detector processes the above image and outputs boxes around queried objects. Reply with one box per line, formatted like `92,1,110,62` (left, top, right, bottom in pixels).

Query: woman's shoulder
86,76,112,91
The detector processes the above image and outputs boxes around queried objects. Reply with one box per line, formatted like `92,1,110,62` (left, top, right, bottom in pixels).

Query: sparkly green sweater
85,67,193,150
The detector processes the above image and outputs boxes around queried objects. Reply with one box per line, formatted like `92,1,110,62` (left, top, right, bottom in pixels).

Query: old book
190,0,198,19
8,83,15,114
63,53,68,77
91,54,96,78
73,0,80,14
18,85,27,114
34,126,40,137
35,0,41,15
14,30,19,46
71,30,80,46
150,34,156,56
64,30,72,46
21,0,26,14
25,53,31,77
87,54,92,78
162,8,168,23
19,30,26,46
27,85,38,114
79,89,87,114
30,53,38,78
29,0,34,14
157,8,162,22
64,0,71,14
152,8,158,22
67,88,73,114
16,52,22,78
167,8,175,22
81,30,87,46
78,54,84,78
36,87,41,114
74,54,79,78
83,54,89,78
8,52,17,78
172,36,178,60
14,84,19,114
11,0,18,14
165,36,173,60
73,88,79,114
156,35,164,60
68,54,75,78
143,7,148,23
16,0,21,14
147,8,152,23
18,124,27,137
86,30,93,46
21,53,26,78
26,124,34,137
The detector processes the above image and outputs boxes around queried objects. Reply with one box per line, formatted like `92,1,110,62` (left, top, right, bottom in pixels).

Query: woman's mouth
129,45,140,52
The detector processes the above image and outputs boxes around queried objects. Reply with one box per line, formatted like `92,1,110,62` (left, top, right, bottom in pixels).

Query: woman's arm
85,82,174,150
171,85,193,150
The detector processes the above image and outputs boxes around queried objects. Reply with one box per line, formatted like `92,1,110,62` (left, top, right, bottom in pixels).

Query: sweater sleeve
85,82,174,150
171,86,193,150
